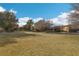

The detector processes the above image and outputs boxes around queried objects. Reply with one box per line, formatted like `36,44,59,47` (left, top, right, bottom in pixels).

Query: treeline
0,11,51,32
22,19,51,32
0,4,79,32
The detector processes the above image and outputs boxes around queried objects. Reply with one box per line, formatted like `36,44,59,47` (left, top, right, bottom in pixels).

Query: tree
33,20,49,31
68,4,79,32
69,4,79,24
25,19,34,31
0,11,17,32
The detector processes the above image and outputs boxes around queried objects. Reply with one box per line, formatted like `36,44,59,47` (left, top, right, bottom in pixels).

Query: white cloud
70,10,75,13
49,11,72,26
18,17,32,27
53,17,69,25
58,12,70,18
18,17,44,27
9,9,17,14
19,17,32,22
0,6,17,14
0,6,6,12
33,17,44,23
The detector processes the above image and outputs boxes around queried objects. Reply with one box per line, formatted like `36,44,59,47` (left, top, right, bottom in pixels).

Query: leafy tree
26,19,34,31
0,11,17,32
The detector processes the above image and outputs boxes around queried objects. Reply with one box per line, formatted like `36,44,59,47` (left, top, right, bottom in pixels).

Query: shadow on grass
0,38,17,47
0,31,39,47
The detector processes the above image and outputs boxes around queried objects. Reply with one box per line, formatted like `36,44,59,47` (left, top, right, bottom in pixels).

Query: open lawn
0,31,79,56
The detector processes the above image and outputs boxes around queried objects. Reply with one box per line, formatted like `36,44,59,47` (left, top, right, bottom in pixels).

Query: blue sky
0,3,73,26
0,3,72,19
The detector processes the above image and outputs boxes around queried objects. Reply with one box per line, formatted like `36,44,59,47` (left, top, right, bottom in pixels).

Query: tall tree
69,4,79,31
34,20,49,31
26,19,34,31
0,11,17,32
69,4,79,24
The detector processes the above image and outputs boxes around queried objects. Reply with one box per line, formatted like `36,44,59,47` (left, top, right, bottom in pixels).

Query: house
57,24,79,32
49,25,70,32
60,25,70,32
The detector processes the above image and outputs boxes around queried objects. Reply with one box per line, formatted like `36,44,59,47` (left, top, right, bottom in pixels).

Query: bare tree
69,4,79,31
33,20,49,31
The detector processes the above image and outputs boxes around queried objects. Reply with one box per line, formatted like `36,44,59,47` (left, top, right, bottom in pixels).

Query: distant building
60,25,70,32
49,25,70,32
54,24,79,32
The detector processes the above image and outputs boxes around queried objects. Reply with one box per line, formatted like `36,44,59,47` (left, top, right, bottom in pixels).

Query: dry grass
0,31,79,56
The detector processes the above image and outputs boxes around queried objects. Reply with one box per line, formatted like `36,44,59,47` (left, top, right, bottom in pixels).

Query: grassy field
0,31,79,56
